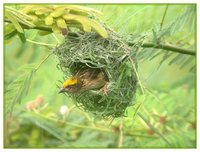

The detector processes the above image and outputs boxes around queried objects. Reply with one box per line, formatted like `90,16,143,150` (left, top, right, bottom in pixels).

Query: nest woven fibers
54,30,138,118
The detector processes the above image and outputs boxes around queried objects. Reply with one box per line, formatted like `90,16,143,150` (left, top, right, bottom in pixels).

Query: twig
138,112,171,146
52,33,61,44
160,5,169,31
143,42,195,56
26,39,57,47
34,53,53,72
144,87,161,103
129,56,147,124
29,108,159,139
34,111,112,133
129,57,145,95
128,42,195,56
118,120,124,148
124,132,158,138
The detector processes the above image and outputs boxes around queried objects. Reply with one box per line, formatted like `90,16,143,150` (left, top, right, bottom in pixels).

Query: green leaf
152,28,158,44
180,56,194,69
4,30,17,40
17,32,26,43
27,30,38,40
149,51,163,61
159,52,173,66
189,65,195,72
38,30,52,36
4,23,16,36
5,68,34,114
28,114,66,142
168,54,184,66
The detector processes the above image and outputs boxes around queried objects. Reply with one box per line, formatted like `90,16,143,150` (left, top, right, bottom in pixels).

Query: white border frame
1,0,199,152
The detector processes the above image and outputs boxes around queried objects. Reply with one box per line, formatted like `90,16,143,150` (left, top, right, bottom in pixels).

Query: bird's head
59,77,81,93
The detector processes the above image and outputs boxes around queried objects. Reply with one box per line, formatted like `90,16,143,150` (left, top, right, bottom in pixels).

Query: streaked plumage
59,68,108,93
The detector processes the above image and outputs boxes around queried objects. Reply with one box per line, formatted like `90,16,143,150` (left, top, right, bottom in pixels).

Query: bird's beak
58,87,66,94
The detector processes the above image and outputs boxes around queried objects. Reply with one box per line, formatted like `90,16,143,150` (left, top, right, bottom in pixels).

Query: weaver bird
59,68,109,93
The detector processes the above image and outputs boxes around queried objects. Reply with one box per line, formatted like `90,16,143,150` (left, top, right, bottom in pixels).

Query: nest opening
54,30,137,118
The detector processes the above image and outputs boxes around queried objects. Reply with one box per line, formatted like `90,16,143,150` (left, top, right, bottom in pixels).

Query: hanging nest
54,30,138,118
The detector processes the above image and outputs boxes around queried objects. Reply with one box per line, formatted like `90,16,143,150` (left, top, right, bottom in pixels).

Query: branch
5,20,196,56
138,112,171,146
34,53,53,72
128,42,196,56
33,26,196,56
118,121,124,148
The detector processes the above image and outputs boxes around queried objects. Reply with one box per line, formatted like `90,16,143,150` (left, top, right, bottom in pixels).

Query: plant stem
30,26,196,56
36,111,112,133
124,132,158,138
5,19,195,56
34,53,53,72
52,34,60,44
160,5,169,31
129,56,146,124
30,109,159,138
128,42,196,56
138,112,171,146
143,42,195,56
26,39,57,47
129,57,145,95
118,120,124,148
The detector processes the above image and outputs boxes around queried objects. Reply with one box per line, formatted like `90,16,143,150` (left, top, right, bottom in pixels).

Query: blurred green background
4,4,196,148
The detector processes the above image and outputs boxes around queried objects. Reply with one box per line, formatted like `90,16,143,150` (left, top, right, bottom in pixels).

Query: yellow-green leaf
88,20,108,38
5,10,23,33
63,5,103,16
34,7,52,15
45,15,54,26
63,14,108,38
50,7,67,18
10,12,35,28
21,6,35,14
52,24,61,33
56,18,67,29
5,7,35,28
4,23,16,36
5,6,34,21
28,15,39,23
63,14,91,32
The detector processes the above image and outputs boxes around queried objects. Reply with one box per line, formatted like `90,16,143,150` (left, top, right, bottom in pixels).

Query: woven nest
54,30,137,118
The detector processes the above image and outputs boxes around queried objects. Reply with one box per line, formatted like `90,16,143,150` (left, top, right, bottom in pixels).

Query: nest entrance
54,31,137,118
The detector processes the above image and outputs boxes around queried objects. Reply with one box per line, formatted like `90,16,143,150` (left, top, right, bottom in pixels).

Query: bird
59,68,109,93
